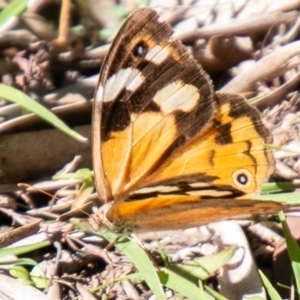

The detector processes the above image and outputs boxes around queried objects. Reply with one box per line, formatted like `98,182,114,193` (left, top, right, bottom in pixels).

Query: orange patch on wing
143,107,273,195
102,112,177,198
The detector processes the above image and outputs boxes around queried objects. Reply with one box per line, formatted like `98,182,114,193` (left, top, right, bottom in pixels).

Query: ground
0,0,299,299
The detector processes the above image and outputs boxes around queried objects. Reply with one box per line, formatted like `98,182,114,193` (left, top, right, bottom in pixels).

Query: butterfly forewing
93,8,215,202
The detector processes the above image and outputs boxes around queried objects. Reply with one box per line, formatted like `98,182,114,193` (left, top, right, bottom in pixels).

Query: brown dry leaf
0,219,41,248
0,125,91,184
0,274,51,300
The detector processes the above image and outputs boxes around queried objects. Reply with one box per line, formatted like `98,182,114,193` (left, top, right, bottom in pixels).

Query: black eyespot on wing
232,169,252,190
133,41,148,57
237,173,248,185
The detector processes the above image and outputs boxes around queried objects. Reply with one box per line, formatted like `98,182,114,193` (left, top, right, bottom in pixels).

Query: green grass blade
98,228,166,300
205,285,229,300
9,265,32,284
167,245,236,280
279,211,300,299
259,270,281,300
262,182,300,194
0,241,51,257
0,0,28,26
257,192,300,204
0,84,87,142
158,269,211,300
10,258,38,266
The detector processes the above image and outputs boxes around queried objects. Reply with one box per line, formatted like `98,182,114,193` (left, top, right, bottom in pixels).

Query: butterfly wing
143,92,275,196
92,8,215,203
92,8,285,232
106,93,283,231
107,195,284,231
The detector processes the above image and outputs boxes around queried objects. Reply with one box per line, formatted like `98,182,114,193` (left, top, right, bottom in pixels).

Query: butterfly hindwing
106,93,281,231
107,195,284,231
143,92,275,196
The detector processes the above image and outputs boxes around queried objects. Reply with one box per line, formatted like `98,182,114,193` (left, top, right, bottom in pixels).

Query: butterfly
92,7,285,232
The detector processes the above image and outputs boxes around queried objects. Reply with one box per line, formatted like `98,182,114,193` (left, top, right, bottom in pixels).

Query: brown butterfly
92,7,285,232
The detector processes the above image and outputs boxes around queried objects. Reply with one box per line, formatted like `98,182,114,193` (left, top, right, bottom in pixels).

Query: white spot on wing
187,190,232,197
131,185,180,195
153,81,200,115
145,45,169,64
127,72,144,91
188,182,211,188
101,68,144,102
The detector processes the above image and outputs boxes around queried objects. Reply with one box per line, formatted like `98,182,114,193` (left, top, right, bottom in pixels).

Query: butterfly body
92,8,284,231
